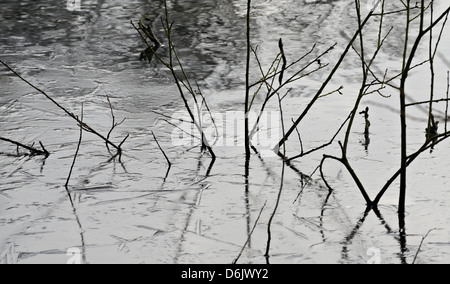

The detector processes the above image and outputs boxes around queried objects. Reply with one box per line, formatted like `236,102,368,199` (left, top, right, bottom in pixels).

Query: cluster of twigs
0,60,128,159
250,0,450,213
233,0,450,263
1,0,447,264
0,59,129,187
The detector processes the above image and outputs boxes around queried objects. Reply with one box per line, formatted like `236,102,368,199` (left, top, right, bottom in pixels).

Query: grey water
1,0,450,264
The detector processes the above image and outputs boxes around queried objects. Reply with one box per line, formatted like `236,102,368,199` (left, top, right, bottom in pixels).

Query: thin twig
406,98,450,107
412,228,436,264
65,104,84,188
248,44,317,89
151,131,172,169
106,96,126,152
286,112,351,162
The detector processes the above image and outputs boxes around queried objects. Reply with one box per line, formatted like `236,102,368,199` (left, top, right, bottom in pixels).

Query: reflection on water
1,0,450,264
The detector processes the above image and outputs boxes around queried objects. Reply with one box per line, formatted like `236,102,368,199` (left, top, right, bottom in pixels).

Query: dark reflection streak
173,188,201,263
244,147,279,255
196,152,203,176
280,153,310,181
244,150,252,261
39,157,46,174
341,207,370,263
245,180,251,250
398,211,408,264
251,146,278,182
374,207,408,264
174,152,213,263
319,189,333,243
195,150,215,179
372,207,394,234
64,188,87,264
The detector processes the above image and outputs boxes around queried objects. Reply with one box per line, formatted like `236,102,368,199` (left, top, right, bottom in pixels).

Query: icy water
1,0,450,264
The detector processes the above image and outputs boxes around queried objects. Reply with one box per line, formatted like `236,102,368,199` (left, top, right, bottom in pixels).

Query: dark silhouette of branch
0,59,127,157
151,131,172,180
0,136,49,157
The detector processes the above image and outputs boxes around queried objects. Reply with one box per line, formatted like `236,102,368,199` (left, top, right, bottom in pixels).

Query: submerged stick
0,136,49,157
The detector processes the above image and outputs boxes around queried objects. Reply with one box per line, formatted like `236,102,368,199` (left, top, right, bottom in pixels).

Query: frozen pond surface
1,0,450,264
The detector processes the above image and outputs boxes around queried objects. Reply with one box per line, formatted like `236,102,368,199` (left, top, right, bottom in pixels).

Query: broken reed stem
65,104,84,188
0,59,126,157
233,201,267,264
0,136,49,157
